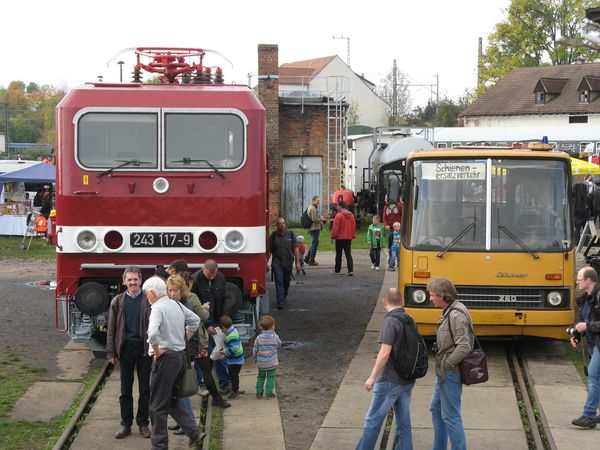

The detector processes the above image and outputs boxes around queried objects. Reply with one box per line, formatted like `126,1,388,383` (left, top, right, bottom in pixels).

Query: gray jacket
434,300,474,382
307,203,321,231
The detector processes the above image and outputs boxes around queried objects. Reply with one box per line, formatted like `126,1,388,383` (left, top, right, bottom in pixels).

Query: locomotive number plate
130,232,194,248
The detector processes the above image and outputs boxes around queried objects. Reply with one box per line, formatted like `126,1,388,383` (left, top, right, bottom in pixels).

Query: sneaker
277,304,284,310
304,257,310,264
301,269,306,275
330,270,340,275
371,264,375,270
211,397,231,408
388,267,395,271
168,424,180,431
572,415,597,428
595,415,600,424
197,383,208,395
173,428,186,435
375,267,380,271
256,393,263,399
348,272,353,276
265,393,276,399
220,384,232,395
308,261,319,266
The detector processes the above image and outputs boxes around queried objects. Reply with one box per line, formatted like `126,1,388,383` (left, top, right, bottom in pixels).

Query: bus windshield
406,158,571,252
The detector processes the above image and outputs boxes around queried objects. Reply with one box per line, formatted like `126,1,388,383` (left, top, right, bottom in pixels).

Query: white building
279,55,388,128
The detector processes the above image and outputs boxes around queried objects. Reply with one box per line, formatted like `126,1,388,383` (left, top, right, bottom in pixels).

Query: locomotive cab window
164,113,245,170
77,112,158,169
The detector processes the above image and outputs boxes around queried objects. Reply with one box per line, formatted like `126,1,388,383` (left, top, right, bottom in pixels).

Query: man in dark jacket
191,259,234,393
269,217,301,309
106,266,152,439
571,266,600,428
330,200,357,276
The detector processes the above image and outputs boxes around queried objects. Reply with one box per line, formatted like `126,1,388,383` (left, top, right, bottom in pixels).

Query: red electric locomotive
54,48,268,347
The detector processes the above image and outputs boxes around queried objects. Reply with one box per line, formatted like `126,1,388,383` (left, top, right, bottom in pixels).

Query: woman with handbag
427,277,474,450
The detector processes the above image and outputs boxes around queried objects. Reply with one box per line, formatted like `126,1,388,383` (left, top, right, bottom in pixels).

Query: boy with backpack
356,288,427,450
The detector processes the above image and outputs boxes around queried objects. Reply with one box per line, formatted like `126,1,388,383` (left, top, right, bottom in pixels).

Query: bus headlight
412,289,427,304
547,291,562,306
224,230,244,251
76,230,97,251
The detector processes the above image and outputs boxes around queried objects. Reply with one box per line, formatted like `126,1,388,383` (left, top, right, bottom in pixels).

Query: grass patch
287,221,374,253
208,406,223,450
0,236,56,260
0,346,103,450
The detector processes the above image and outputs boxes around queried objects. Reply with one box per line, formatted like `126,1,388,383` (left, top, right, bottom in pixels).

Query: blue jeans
356,380,414,450
179,396,194,420
430,369,466,450
208,335,231,390
272,258,292,306
388,248,399,269
307,229,320,263
583,343,600,417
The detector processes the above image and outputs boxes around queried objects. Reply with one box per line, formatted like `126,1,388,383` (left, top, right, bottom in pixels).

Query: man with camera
571,267,600,428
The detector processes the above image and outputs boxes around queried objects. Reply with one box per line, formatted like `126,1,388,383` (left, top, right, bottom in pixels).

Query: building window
535,92,545,105
437,143,448,148
569,115,588,124
579,90,590,104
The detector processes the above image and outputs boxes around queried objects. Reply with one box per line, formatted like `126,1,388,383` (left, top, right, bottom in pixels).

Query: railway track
51,362,212,450
375,340,577,450
507,344,556,450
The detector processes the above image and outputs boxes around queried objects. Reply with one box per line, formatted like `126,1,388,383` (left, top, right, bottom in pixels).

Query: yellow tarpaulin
571,158,600,175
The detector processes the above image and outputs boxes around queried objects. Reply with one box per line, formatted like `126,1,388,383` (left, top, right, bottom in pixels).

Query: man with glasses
571,267,600,428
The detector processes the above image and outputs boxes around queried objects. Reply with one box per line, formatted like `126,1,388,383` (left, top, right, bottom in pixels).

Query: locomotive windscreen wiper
497,224,539,259
97,159,152,179
171,158,225,179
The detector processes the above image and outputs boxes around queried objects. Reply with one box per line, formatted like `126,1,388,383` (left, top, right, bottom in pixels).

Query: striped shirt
253,330,281,370
223,326,245,365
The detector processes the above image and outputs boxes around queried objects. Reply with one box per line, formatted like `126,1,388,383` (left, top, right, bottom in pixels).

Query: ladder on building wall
326,76,349,204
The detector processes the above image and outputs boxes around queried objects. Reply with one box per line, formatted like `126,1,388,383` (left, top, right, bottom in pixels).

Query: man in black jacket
191,259,234,393
106,266,152,439
571,266,600,428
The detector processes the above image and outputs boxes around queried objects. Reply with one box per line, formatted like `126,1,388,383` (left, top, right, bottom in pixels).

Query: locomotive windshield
405,158,571,252
76,111,245,170
77,112,158,168
165,113,244,169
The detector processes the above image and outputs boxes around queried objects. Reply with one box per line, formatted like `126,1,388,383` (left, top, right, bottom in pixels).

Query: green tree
480,0,600,92
377,60,411,126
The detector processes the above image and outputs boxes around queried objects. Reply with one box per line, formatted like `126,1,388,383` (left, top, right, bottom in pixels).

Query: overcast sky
1,0,509,108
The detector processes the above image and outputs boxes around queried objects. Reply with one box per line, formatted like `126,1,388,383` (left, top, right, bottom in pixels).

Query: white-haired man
143,276,204,449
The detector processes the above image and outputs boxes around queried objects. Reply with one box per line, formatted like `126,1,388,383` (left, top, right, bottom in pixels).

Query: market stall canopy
571,158,600,175
0,162,55,183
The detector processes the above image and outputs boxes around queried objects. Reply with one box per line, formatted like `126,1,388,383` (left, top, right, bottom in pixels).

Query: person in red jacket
331,199,357,276
382,195,402,231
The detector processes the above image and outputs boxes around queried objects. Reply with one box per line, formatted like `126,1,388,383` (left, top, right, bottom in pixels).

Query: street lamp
118,61,125,83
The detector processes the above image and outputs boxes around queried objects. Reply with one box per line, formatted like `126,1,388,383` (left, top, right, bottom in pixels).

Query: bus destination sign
422,162,486,181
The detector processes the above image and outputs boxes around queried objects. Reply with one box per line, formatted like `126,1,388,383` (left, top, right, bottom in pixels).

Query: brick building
257,44,347,224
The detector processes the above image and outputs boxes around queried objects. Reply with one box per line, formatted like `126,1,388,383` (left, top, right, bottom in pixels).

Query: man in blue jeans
269,217,301,310
356,288,415,450
571,267,600,428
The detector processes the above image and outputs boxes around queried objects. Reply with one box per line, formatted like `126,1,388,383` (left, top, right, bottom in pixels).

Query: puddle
281,341,303,350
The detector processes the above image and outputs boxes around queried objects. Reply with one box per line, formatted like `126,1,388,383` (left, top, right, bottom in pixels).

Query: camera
566,327,582,343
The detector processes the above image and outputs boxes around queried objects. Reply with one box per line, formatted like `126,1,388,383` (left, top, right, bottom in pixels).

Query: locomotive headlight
153,177,169,194
76,230,97,251
547,291,562,306
412,289,427,304
224,230,245,251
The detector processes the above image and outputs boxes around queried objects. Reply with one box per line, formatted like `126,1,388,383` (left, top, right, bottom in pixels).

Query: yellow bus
400,145,574,339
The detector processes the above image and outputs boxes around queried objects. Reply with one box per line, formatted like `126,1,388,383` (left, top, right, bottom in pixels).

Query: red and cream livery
54,48,267,344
